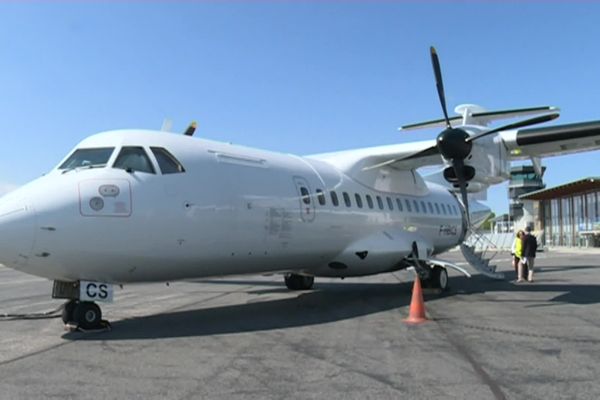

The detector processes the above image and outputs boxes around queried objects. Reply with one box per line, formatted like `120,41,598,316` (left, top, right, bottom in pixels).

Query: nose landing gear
62,300,107,331
53,280,112,332
284,273,315,290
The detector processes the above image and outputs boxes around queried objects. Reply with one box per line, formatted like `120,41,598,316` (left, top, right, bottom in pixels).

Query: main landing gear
409,243,449,292
422,265,449,291
62,300,104,330
284,273,315,290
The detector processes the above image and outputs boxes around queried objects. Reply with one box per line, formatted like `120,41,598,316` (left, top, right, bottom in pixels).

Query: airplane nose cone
0,198,36,269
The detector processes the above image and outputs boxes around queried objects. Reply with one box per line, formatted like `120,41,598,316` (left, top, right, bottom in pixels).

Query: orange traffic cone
403,277,429,324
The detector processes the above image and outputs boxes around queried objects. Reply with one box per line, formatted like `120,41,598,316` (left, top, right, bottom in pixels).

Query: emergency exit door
293,176,316,222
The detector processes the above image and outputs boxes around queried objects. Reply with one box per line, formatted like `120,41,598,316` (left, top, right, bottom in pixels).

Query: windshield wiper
61,164,106,174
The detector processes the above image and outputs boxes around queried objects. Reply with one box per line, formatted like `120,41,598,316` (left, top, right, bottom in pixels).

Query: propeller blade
183,121,197,136
362,144,440,171
161,118,173,132
452,158,470,227
466,113,559,143
362,157,404,171
430,46,451,128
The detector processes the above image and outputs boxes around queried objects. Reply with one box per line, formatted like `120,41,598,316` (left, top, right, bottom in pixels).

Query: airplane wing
500,120,600,159
315,120,600,174
308,139,442,176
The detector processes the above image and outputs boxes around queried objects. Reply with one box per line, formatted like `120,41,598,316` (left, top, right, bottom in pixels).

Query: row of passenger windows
301,187,459,216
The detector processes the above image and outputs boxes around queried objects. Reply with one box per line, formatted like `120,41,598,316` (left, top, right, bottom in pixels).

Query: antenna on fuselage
183,121,197,136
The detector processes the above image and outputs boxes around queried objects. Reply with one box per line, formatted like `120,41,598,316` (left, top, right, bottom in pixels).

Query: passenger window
316,189,326,206
343,192,352,207
413,200,419,213
396,198,403,211
355,194,363,208
405,199,412,212
59,147,114,170
376,196,384,210
453,205,459,215
441,204,447,215
366,195,374,209
420,201,426,213
300,187,311,205
386,197,394,210
330,191,339,207
428,202,434,214
435,203,441,214
113,147,155,174
150,147,185,174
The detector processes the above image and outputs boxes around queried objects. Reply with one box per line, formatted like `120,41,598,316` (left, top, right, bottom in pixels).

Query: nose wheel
62,300,104,330
284,273,315,290
61,299,77,324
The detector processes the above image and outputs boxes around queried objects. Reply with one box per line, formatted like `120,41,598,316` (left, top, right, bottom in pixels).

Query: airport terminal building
490,165,545,234
520,177,600,248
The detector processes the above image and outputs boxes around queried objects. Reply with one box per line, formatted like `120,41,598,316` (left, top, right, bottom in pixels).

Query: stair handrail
465,228,501,262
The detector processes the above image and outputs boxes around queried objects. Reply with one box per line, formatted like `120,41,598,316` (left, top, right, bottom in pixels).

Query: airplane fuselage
0,130,476,284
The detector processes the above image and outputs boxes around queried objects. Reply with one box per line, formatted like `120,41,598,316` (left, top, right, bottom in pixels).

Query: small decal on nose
98,184,120,197
89,197,104,211
80,180,132,217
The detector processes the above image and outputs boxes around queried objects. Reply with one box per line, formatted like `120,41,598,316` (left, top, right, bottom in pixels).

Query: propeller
429,46,475,224
363,112,558,172
183,121,198,136
424,47,558,227
365,47,559,228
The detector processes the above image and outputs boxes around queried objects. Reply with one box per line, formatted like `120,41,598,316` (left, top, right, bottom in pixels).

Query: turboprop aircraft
2,47,600,330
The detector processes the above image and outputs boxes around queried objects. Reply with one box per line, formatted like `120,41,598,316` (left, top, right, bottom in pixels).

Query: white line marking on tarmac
0,278,48,286
3,300,61,311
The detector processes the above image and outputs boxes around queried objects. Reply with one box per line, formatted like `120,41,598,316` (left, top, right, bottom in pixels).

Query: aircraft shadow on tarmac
64,281,416,341
63,267,600,341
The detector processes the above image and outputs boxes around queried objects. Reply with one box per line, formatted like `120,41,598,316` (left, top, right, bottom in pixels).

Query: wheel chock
63,319,112,333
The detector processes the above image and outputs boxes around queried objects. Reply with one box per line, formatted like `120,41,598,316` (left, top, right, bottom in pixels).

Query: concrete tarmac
1,250,600,400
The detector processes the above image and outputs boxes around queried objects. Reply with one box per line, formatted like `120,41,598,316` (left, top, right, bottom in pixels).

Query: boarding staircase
460,230,505,279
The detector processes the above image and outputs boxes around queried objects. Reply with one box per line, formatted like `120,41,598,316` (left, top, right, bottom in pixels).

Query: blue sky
1,2,599,214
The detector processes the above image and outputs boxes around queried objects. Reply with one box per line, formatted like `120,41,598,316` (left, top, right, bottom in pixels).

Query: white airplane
1,47,600,330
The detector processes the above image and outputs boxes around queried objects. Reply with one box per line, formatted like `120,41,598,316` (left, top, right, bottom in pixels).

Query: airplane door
293,176,316,223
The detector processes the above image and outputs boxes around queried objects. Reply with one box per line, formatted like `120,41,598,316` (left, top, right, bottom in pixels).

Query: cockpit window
113,146,155,174
150,147,185,174
59,148,114,170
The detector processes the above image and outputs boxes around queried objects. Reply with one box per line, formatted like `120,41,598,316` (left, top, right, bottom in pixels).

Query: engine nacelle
467,137,511,185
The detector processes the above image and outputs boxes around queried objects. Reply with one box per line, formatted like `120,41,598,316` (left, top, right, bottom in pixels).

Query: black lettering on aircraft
439,225,457,236
85,282,109,299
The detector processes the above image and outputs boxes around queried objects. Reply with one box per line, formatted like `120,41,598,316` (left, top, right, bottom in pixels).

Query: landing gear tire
430,266,449,291
73,301,102,330
62,299,77,324
284,274,315,290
